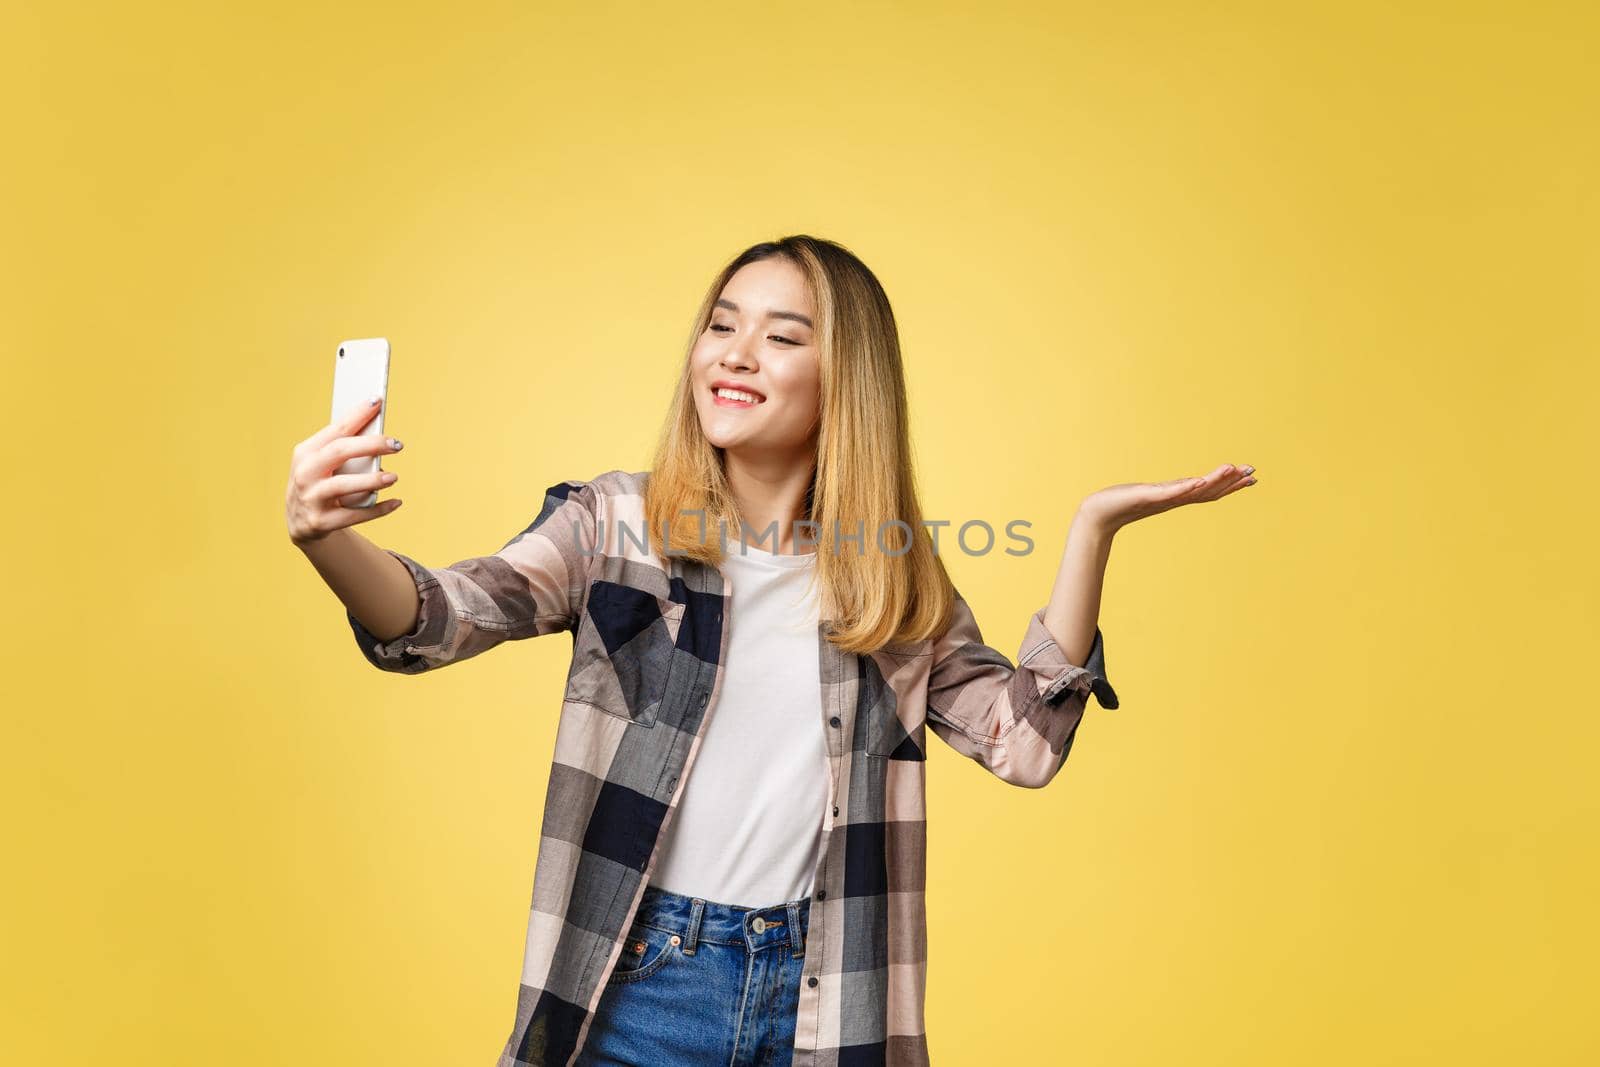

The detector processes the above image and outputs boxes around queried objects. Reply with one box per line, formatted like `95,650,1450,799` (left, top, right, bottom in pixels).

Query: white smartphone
330,337,391,508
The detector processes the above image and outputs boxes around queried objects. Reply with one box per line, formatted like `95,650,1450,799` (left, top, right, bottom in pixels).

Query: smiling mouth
711,386,764,406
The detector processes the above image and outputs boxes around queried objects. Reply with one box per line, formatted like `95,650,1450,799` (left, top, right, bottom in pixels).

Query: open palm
1080,463,1258,533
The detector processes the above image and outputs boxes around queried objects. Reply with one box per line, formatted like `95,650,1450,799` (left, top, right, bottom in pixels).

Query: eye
709,322,801,345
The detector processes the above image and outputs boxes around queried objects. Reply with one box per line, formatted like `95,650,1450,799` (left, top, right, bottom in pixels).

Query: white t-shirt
649,539,829,908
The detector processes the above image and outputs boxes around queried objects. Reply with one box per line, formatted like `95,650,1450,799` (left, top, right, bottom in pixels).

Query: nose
720,333,759,372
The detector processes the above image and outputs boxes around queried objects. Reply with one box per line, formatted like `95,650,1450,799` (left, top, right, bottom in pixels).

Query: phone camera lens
338,348,345,358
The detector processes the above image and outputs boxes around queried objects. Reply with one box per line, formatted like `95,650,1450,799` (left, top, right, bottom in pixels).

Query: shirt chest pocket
564,578,686,728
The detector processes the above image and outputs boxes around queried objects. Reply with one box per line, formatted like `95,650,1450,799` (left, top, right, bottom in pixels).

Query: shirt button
699,694,708,709
832,805,839,816
808,976,819,987
829,715,841,727
816,889,827,900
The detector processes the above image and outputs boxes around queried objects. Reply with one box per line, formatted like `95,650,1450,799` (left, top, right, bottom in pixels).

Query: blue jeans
575,883,813,1066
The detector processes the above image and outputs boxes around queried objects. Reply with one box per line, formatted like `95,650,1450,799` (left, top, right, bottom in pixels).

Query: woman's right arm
285,395,413,639
298,528,419,642
285,395,600,674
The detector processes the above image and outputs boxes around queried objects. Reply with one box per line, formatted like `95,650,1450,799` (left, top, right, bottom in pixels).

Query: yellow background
4,2,1595,1063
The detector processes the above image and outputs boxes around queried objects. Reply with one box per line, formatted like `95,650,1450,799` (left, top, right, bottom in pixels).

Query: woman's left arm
922,461,1258,788
1040,462,1259,663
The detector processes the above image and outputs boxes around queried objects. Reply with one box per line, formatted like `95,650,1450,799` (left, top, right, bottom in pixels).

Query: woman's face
690,257,821,463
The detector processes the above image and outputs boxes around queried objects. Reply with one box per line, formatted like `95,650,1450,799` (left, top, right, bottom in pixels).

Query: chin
697,425,733,449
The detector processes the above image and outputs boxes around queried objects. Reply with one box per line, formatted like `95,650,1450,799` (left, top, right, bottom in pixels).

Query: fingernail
369,394,381,405
1243,465,1255,475
1245,477,1257,485
389,438,403,450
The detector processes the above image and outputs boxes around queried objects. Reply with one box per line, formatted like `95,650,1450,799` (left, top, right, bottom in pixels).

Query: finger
315,432,404,473
316,468,399,504
306,395,385,450
1195,465,1254,502
1214,468,1258,499
1197,463,1240,493
325,498,404,529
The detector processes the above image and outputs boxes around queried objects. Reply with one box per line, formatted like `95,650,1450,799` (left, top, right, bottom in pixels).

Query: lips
710,382,765,405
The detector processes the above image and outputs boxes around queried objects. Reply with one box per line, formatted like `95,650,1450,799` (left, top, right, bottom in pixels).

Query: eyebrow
714,298,813,329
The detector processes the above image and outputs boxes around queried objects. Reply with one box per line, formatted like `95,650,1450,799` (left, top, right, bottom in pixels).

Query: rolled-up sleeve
346,478,599,674
1021,607,1119,711
924,593,1119,789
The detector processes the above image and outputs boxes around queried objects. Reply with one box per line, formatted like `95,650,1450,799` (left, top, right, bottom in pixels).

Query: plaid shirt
347,468,1119,1066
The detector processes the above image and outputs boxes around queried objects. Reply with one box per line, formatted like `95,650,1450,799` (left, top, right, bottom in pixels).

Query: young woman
285,235,1257,1066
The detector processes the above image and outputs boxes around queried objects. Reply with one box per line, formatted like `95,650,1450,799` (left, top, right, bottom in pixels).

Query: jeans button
752,917,766,933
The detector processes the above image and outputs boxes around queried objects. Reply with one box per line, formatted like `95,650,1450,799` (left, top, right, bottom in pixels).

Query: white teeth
715,387,760,404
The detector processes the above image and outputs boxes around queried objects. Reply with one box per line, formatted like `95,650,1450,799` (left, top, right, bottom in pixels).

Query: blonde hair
643,235,956,655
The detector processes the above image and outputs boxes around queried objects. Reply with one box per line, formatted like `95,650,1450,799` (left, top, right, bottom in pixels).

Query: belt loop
787,899,804,959
683,898,705,956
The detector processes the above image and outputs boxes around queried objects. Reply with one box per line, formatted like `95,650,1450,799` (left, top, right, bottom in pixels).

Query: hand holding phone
283,338,404,548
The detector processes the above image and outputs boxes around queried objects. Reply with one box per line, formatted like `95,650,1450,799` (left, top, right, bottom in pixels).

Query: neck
722,450,817,555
